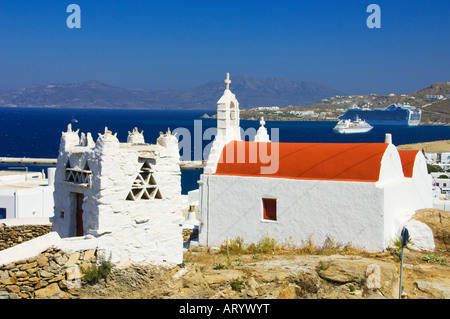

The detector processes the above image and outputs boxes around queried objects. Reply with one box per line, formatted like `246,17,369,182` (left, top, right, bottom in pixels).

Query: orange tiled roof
398,150,419,178
213,141,391,182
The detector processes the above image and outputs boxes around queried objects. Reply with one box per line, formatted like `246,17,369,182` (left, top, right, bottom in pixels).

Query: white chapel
198,74,434,252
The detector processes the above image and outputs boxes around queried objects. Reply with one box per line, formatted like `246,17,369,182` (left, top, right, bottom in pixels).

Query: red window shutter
263,198,277,221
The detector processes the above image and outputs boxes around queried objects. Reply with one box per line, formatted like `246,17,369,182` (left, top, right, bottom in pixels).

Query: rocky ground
72,209,449,300
73,250,449,300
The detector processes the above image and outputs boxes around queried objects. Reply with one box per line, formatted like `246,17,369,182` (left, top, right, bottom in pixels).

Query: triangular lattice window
64,159,92,187
126,160,162,201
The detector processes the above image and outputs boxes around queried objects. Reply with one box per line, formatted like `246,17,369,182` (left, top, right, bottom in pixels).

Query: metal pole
398,227,409,299
399,245,404,299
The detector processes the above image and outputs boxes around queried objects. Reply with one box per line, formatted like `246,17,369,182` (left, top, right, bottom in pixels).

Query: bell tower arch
204,73,242,174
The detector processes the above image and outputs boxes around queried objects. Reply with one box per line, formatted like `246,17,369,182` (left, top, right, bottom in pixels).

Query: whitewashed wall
199,174,390,252
0,192,15,219
0,187,54,219
410,151,433,209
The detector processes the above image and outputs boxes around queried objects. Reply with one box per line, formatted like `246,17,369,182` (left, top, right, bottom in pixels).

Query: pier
0,157,205,169
179,160,205,170
0,157,57,165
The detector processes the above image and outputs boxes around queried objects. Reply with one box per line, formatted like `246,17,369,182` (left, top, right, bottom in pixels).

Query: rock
46,260,60,272
0,270,9,281
405,220,435,251
34,280,48,289
247,276,259,290
0,290,10,299
1,276,18,285
65,252,80,266
182,269,208,289
15,271,28,278
246,277,260,298
49,275,65,283
66,264,83,288
2,263,16,270
34,283,69,299
19,262,38,271
6,285,20,293
318,263,362,284
20,285,34,293
55,255,68,266
28,277,41,283
40,270,54,278
415,280,450,299
317,256,399,298
83,249,96,261
26,267,40,275
37,255,48,267
413,209,449,252
203,270,244,289
278,284,300,299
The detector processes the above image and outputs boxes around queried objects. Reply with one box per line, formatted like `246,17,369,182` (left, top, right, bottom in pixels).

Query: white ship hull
333,117,373,134
333,126,373,134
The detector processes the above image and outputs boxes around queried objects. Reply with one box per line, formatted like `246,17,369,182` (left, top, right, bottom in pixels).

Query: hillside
397,140,450,152
238,82,450,124
308,82,450,124
0,76,343,110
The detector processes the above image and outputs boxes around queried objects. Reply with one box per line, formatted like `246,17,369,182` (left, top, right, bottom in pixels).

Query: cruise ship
333,116,373,134
339,103,421,126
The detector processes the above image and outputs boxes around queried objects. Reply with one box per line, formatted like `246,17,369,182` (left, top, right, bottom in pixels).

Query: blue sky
0,0,448,94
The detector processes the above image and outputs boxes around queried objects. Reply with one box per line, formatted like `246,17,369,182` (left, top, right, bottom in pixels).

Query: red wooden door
76,193,84,236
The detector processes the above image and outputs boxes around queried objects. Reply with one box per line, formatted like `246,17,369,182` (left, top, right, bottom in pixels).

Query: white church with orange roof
198,74,434,252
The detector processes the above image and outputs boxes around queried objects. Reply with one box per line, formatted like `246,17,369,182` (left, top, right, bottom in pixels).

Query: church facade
198,75,433,252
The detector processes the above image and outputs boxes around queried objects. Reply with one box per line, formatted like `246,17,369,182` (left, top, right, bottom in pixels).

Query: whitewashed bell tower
204,73,242,174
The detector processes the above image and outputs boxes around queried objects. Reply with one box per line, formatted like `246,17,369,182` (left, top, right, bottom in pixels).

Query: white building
253,106,280,111
431,173,450,193
440,152,450,170
0,170,54,220
51,125,185,264
424,152,438,164
198,75,433,252
426,95,444,99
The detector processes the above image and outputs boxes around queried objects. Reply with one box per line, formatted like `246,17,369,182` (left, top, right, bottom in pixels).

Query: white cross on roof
224,73,231,90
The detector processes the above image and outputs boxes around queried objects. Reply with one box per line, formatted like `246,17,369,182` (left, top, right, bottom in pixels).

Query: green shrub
213,262,228,270
390,248,402,258
82,253,113,284
422,254,447,265
230,279,244,292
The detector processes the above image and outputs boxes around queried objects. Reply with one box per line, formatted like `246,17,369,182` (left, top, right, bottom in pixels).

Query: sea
0,107,449,194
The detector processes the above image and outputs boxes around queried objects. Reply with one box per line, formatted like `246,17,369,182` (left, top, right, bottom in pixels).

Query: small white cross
224,73,231,90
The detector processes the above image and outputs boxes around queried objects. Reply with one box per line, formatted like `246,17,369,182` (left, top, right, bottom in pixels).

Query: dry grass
397,140,450,152
183,235,370,266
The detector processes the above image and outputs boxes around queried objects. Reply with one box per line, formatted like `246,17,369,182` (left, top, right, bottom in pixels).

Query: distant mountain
0,76,344,110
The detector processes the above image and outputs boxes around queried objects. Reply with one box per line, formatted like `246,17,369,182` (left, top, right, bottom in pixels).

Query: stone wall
0,247,96,299
0,224,52,251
